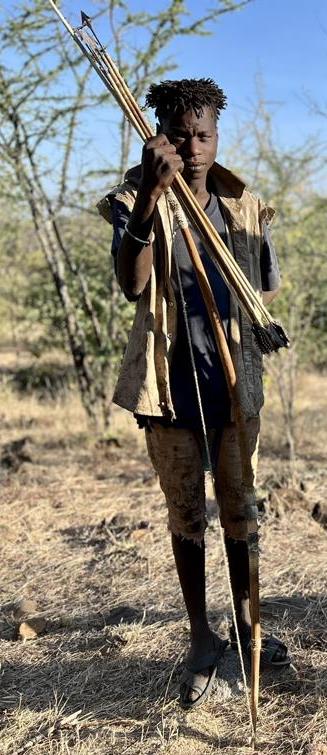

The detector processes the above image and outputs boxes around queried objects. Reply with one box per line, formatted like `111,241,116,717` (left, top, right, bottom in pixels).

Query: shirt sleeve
260,222,280,292
110,198,132,271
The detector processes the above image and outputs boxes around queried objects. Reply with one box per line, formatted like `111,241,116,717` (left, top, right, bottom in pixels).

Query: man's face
160,106,218,185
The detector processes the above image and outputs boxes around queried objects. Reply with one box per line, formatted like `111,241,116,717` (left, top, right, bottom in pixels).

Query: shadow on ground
2,591,325,704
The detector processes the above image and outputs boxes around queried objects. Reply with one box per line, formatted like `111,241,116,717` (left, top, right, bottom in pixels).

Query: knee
168,501,207,545
223,519,248,540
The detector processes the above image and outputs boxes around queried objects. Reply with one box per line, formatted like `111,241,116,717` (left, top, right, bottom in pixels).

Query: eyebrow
169,127,189,133
169,127,212,135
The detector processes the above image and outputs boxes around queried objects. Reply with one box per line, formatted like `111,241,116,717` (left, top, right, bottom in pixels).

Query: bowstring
48,2,257,741
164,194,255,739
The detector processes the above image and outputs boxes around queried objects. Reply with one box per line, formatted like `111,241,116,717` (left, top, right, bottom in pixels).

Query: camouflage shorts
145,417,260,543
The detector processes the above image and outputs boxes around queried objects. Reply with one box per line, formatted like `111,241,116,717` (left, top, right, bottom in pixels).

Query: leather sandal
179,635,229,710
230,625,291,668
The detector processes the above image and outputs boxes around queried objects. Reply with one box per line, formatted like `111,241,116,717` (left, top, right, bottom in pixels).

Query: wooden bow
172,210,261,744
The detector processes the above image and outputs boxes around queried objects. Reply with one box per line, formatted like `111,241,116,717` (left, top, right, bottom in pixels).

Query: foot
230,624,291,668
180,630,228,709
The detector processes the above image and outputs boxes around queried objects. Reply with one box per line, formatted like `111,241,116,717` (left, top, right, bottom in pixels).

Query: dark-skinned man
98,78,290,709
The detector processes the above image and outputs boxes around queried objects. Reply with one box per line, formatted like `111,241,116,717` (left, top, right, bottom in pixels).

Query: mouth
184,163,205,173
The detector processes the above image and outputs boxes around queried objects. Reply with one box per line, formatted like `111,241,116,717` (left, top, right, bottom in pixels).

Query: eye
171,134,185,143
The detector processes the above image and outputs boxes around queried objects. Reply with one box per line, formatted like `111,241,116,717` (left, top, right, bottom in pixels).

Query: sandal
230,625,291,669
180,635,228,710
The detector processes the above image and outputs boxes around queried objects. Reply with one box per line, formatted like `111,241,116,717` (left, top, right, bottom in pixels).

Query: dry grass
0,369,326,755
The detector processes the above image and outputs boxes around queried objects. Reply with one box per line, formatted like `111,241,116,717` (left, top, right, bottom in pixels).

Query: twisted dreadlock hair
145,78,227,123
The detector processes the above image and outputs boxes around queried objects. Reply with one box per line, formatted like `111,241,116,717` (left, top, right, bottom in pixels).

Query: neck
188,176,210,208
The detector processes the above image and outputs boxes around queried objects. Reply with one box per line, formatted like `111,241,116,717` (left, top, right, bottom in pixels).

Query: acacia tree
0,0,251,428
225,101,327,472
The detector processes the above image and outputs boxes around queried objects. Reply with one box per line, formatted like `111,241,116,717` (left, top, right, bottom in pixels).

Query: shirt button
168,300,174,308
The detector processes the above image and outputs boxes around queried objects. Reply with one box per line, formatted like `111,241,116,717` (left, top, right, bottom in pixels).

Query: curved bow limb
179,222,261,748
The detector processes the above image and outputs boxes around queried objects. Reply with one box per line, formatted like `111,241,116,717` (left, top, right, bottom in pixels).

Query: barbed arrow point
81,11,92,27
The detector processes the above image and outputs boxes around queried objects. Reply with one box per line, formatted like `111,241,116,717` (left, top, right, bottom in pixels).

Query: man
98,78,290,710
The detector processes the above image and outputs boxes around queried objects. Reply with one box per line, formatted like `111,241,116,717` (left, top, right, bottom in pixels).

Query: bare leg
224,534,289,664
172,533,218,703
224,535,251,634
172,532,251,644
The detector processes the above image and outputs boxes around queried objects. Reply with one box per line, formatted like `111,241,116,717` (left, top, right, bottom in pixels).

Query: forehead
161,106,217,132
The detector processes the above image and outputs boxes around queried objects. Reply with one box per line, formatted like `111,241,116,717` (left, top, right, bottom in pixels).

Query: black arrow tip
81,11,92,26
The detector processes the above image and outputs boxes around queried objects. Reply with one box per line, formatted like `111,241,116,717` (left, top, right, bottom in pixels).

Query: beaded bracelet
124,223,151,246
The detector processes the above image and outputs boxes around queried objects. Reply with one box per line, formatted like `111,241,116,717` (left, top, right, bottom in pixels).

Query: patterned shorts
145,417,260,543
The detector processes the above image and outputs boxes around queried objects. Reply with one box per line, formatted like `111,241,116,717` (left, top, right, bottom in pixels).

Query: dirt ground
0,367,326,755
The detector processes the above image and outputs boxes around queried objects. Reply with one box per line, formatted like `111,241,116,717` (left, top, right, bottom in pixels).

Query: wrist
124,223,151,246
129,184,160,232
138,180,162,206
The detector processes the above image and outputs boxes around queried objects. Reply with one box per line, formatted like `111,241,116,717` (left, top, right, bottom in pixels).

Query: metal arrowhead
81,11,92,27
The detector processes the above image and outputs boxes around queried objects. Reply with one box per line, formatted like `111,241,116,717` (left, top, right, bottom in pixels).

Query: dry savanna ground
0,355,326,755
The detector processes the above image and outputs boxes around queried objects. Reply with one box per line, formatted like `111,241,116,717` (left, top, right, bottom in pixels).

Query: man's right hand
117,134,182,299
140,134,184,200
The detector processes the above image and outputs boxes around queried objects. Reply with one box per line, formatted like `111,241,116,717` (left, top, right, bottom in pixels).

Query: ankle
236,617,251,632
234,595,250,627
190,621,211,642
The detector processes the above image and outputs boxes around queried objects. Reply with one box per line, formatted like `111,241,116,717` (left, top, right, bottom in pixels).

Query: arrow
79,10,105,51
81,11,92,27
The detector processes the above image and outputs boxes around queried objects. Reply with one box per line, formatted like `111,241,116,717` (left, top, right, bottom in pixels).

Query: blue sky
175,0,327,148
53,0,327,182
2,0,327,191
61,0,327,139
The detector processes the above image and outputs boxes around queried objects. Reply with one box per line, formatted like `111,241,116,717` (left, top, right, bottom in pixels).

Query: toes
273,647,287,663
261,637,289,665
180,682,200,705
180,669,210,706
187,687,200,704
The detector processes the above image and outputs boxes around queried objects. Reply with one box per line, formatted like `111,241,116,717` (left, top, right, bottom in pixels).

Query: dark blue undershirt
169,195,230,427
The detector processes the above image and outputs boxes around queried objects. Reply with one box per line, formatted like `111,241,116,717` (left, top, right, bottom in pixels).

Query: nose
185,136,201,157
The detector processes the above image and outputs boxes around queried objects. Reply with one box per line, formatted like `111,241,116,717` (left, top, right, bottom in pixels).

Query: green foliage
226,103,327,369
0,205,134,379
270,197,327,368
10,362,76,400
224,100,327,465
0,0,252,427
